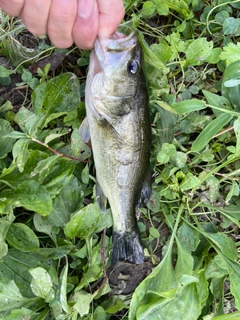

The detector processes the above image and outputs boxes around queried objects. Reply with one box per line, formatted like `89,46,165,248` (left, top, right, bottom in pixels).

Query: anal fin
96,179,108,212
137,166,152,207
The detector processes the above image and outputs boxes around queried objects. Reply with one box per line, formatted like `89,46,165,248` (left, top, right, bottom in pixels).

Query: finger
72,0,98,50
21,0,51,36
47,0,77,48
98,0,125,39
0,0,25,16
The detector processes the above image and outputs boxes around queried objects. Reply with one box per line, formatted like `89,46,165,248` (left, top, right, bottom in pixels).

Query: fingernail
78,0,95,19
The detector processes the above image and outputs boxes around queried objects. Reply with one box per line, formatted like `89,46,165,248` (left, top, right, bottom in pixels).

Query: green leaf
180,172,201,192
59,260,70,314
29,267,55,303
0,280,38,312
0,249,55,298
204,232,238,261
0,119,15,159
6,223,39,252
185,38,213,66
212,311,240,319
32,73,80,115
13,180,52,216
33,156,75,195
172,99,206,114
0,65,10,77
223,17,239,35
73,290,93,317
64,204,109,239
154,0,192,19
202,90,231,116
44,128,70,144
220,43,240,65
81,163,89,184
138,32,169,73
142,1,156,18
136,276,201,320
0,219,11,259
191,113,232,152
12,138,30,172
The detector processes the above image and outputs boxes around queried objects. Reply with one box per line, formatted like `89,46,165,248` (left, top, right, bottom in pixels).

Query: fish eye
128,60,139,75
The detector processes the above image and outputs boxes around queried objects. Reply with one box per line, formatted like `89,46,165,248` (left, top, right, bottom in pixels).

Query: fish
80,31,152,266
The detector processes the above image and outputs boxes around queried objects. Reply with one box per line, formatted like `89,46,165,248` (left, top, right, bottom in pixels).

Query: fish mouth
93,31,138,70
106,31,137,52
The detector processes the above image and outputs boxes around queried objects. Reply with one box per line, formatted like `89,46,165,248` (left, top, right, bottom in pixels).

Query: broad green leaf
44,128,70,145
33,176,84,234
191,113,232,152
81,163,89,184
0,119,15,158
0,307,38,320
129,251,176,319
59,260,70,314
177,222,200,252
185,38,213,66
0,219,11,259
73,290,93,317
29,267,55,303
0,280,38,312
71,128,91,160
142,1,156,18
0,100,13,113
213,311,240,319
204,232,238,261
220,43,240,65
94,306,107,320
6,223,39,252
13,180,52,216
172,99,206,114
12,138,30,172
154,0,192,19
104,296,128,314
3,131,26,139
223,17,239,35
202,89,231,116
76,264,102,291
0,249,55,298
32,72,80,115
180,172,201,192
175,238,194,280
33,156,75,195
136,276,201,320
0,65,10,77
64,203,111,239
138,32,169,73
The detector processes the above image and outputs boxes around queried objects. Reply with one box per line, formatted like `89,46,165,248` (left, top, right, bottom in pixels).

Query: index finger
97,0,125,39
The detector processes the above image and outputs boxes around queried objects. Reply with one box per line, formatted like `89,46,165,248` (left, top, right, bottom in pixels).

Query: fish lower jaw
111,231,144,266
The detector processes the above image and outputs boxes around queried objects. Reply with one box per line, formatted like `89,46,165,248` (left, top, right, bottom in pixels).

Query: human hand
0,0,125,49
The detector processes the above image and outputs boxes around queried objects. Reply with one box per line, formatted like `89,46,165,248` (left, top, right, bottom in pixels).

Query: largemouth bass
81,31,151,266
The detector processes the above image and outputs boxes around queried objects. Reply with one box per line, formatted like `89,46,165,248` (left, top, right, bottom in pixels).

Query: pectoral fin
96,179,108,212
79,117,91,143
137,166,152,207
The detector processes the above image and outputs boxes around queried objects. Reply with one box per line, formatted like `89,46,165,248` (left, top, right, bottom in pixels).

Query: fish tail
111,231,144,266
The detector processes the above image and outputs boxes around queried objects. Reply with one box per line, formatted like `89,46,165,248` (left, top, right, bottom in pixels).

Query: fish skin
83,31,151,266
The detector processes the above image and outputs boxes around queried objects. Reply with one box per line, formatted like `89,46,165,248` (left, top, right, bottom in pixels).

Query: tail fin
111,231,144,266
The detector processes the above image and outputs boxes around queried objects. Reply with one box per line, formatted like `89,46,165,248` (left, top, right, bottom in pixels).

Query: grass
1,0,240,319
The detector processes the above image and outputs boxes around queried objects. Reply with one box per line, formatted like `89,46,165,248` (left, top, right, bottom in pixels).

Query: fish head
89,32,142,102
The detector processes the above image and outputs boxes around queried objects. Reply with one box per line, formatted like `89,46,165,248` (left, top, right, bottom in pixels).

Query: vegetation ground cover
1,0,240,319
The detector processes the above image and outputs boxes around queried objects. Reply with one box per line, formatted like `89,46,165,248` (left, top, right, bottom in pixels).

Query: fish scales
82,31,152,266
